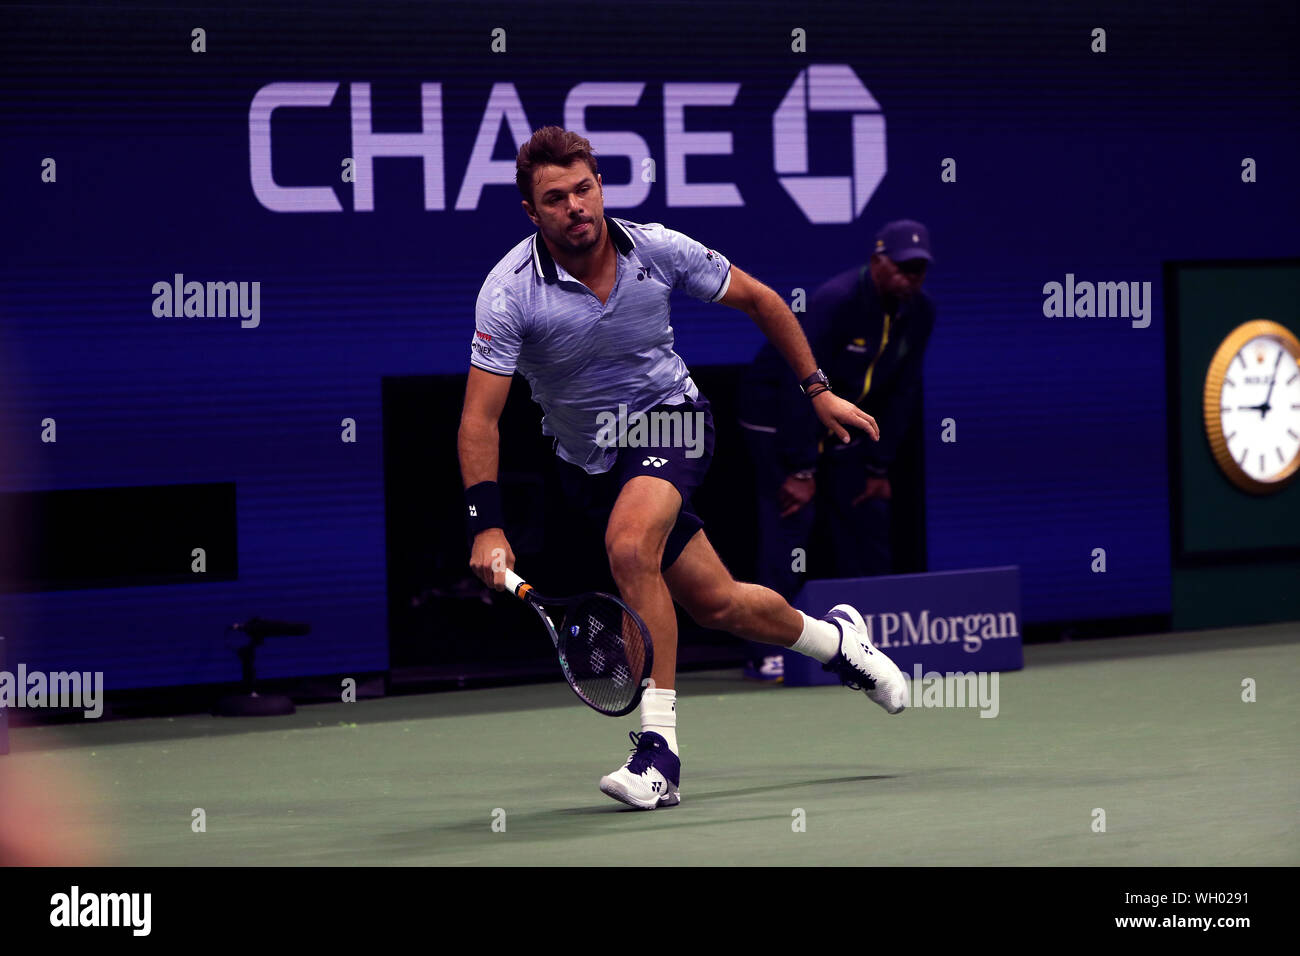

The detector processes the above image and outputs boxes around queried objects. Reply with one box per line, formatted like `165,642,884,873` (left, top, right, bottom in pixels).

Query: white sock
790,612,840,663
640,688,677,754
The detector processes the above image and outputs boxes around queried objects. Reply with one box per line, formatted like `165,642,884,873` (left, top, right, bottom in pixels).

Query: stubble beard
561,215,601,254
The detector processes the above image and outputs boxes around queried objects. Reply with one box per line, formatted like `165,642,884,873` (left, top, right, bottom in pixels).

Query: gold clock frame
1202,318,1300,494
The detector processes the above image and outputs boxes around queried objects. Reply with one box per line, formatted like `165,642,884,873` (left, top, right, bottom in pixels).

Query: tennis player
459,127,908,810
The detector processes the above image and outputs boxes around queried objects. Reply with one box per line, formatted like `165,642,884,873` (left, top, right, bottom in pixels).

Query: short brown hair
516,126,598,205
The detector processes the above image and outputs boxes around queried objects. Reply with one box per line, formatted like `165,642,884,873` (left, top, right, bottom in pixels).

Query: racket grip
502,568,526,597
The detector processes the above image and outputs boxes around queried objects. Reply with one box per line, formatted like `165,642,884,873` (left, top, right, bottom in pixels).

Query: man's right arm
459,365,515,588
459,365,512,490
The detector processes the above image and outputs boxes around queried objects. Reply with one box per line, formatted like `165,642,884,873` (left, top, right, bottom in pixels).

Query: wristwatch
799,368,830,395
790,469,816,480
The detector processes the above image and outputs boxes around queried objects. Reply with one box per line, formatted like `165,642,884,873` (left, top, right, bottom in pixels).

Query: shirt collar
531,215,636,283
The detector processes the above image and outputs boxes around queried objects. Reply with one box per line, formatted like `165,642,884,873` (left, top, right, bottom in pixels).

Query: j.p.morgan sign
788,566,1024,684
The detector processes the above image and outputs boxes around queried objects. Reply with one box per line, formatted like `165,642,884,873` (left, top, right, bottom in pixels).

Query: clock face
1203,320,1300,493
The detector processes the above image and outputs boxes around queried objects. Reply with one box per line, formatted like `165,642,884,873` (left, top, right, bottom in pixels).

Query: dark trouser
820,435,892,579
741,427,891,666
742,426,816,604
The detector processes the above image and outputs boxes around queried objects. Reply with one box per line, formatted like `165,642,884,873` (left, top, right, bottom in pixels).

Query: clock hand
1257,349,1284,418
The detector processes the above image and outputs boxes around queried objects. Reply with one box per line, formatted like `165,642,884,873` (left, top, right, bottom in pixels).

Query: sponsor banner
787,566,1023,686
249,65,886,224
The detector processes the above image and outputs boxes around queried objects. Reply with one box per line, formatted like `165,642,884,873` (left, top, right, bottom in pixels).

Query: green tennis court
8,623,1297,866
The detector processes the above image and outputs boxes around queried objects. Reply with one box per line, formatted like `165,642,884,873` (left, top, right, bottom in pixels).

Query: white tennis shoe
821,604,909,714
599,731,681,809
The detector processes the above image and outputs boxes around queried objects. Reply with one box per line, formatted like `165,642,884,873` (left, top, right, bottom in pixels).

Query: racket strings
560,597,650,713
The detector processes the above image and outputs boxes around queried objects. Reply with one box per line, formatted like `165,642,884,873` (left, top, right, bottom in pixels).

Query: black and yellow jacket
738,263,936,476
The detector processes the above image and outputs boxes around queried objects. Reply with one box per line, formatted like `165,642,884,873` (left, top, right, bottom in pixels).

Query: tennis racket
502,568,654,717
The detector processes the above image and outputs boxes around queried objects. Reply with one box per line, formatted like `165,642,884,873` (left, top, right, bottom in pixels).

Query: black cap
873,219,933,264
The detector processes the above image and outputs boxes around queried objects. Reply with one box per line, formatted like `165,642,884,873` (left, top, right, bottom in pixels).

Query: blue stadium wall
1,0,1296,688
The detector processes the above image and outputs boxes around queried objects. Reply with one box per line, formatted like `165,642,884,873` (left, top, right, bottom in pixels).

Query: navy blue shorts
555,395,715,571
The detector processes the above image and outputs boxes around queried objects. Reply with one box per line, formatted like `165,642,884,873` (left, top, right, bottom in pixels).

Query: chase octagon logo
774,64,887,224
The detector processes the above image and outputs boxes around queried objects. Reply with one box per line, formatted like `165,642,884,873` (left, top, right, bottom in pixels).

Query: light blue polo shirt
470,216,733,474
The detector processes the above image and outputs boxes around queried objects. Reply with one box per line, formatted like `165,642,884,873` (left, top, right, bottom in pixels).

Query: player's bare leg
664,528,908,714
599,480,907,810
662,528,803,645
598,475,685,809
603,475,681,691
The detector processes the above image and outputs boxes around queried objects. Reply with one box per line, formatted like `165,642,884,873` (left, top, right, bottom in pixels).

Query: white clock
1202,319,1300,494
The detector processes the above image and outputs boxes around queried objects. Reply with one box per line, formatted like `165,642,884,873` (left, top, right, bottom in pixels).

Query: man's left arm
719,265,878,445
